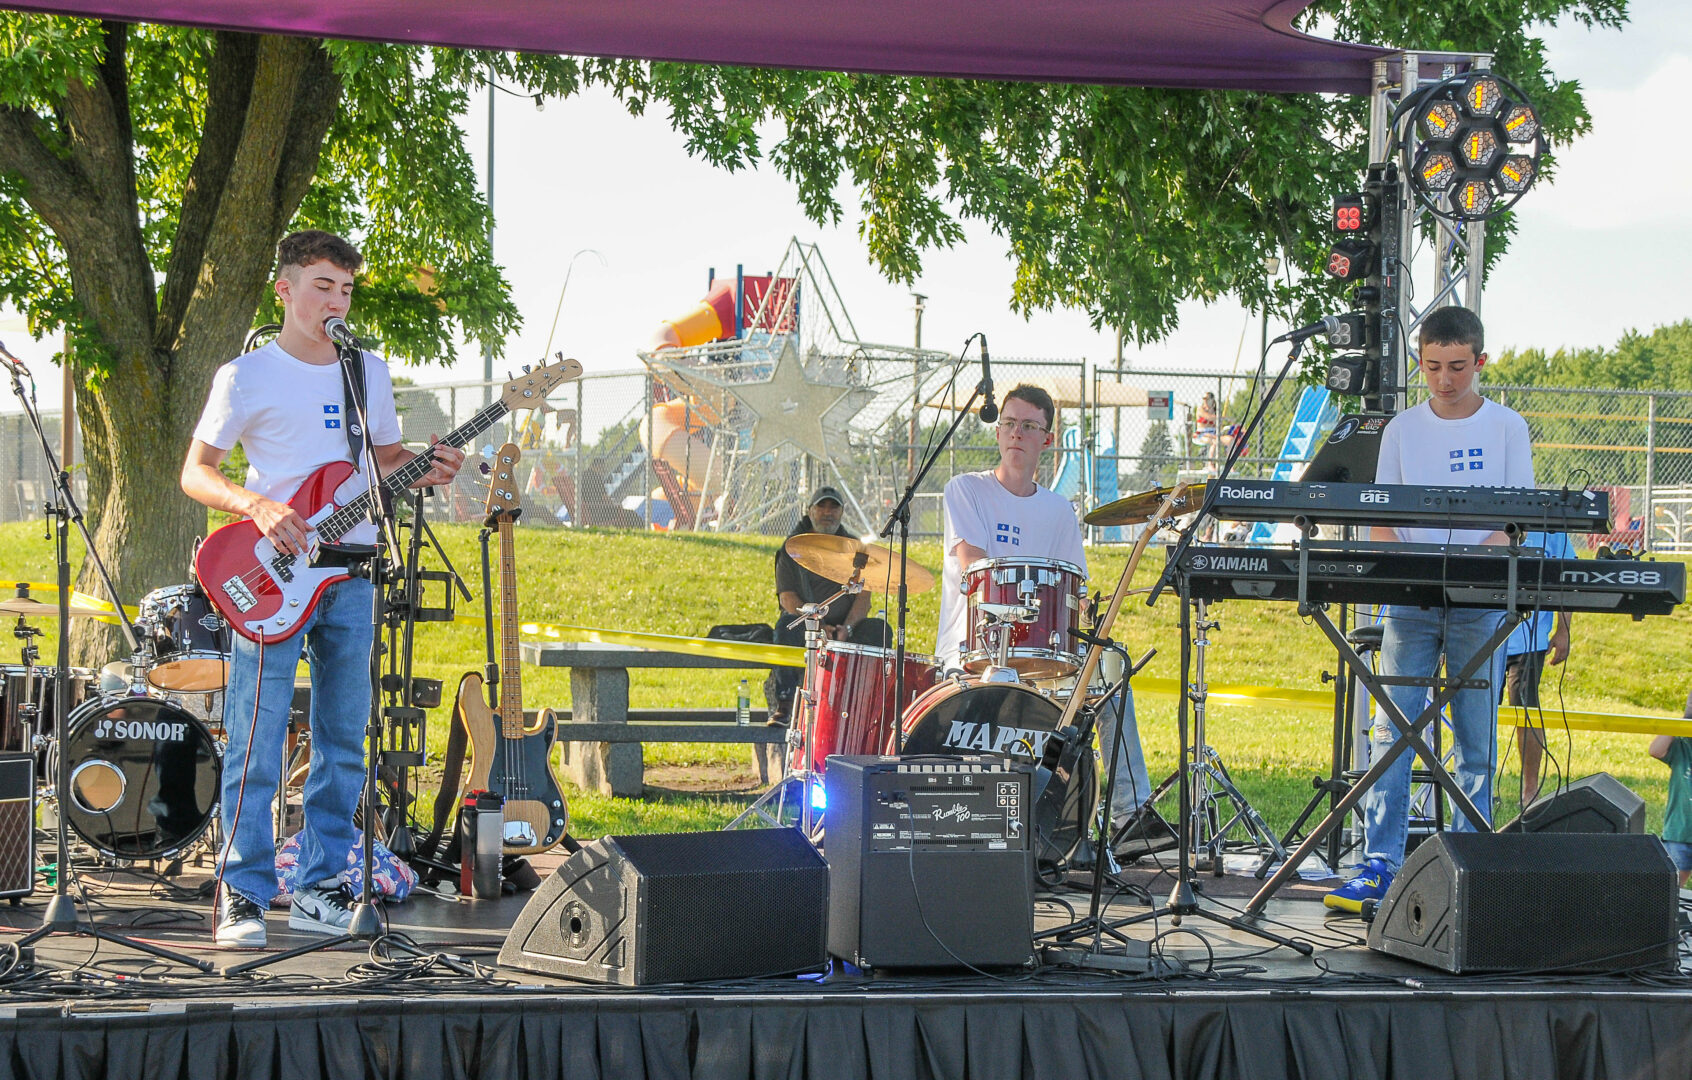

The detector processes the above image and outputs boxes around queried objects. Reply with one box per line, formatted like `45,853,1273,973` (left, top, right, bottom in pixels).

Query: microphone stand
227,330,407,975
5,359,210,973
879,339,987,751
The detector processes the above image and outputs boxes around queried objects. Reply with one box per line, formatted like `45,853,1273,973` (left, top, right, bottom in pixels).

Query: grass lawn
2,521,1688,841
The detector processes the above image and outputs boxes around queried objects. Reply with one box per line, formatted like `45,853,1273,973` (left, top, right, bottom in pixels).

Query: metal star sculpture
730,337,866,462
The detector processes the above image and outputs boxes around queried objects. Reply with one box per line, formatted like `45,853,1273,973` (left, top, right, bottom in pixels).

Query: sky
1,0,1687,414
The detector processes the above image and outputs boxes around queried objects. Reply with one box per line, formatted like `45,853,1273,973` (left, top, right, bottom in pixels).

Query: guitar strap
418,677,474,859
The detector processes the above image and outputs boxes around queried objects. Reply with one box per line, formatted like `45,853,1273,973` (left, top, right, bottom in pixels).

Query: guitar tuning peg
480,444,496,458
478,462,492,476
523,363,532,374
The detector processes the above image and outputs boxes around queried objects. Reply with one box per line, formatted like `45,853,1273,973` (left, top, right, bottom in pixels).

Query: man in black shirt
766,486,891,723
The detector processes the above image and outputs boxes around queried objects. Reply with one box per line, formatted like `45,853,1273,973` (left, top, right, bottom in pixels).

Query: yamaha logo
1190,555,1208,571
1219,484,1273,500
94,718,191,742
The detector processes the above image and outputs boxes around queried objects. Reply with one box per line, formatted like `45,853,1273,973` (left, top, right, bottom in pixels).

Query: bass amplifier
824,755,1034,971
0,753,32,899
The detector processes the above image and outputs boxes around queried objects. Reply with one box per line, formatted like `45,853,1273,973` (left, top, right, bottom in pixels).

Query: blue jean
1362,605,1507,873
1096,687,1151,824
217,576,374,906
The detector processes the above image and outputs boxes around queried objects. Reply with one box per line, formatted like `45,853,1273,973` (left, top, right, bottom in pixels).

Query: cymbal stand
1108,570,1313,954
5,354,210,973
1176,599,1286,872
727,564,865,836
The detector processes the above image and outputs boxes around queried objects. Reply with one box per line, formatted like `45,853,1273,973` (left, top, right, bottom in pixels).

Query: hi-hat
783,534,935,594
0,596,110,618
1084,483,1208,527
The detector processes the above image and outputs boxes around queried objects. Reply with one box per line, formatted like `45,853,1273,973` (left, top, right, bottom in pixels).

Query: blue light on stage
810,782,827,811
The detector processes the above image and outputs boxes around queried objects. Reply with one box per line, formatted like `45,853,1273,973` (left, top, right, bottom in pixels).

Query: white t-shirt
937,470,1085,667
1375,397,1535,546
192,340,402,545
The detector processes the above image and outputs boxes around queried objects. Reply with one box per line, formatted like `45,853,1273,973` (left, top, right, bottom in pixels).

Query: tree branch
0,108,94,229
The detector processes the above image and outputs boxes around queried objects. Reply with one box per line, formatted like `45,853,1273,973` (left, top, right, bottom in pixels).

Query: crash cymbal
0,596,110,618
782,533,936,594
1083,482,1207,527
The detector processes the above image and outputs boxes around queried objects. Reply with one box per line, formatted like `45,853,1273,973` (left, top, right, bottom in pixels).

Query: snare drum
140,583,230,694
796,642,937,776
962,557,1086,679
901,677,1097,869
60,695,221,861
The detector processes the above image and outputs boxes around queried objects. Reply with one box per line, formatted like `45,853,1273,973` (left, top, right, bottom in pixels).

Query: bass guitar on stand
453,443,568,855
196,358,581,642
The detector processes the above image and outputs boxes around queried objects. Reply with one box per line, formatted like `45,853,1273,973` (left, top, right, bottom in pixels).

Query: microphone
323,317,361,348
1270,316,1340,344
976,334,998,423
0,341,23,372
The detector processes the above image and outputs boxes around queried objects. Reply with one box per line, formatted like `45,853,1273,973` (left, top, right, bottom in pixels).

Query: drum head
902,680,1096,870
62,696,221,861
146,655,229,694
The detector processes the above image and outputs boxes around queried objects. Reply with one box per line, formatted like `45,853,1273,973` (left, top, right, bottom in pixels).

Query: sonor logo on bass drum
93,719,191,742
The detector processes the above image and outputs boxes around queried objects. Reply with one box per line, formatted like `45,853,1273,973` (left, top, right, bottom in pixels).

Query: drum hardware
962,557,1086,679
5,346,210,973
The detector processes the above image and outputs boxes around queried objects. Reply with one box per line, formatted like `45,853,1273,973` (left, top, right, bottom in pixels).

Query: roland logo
944,721,1053,759
1219,483,1273,500
94,718,191,742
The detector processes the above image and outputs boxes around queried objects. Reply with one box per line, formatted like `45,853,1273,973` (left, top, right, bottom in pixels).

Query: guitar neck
496,517,523,735
314,398,510,544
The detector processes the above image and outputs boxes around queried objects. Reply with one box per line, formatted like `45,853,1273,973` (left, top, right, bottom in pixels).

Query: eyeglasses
995,419,1048,436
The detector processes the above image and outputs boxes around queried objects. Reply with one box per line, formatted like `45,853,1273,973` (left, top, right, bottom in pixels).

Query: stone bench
521,641,795,797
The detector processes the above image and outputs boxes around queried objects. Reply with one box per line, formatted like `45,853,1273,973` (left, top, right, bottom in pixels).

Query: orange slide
639,282,739,516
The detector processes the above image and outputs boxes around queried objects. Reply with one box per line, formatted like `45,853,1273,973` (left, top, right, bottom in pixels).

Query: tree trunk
64,32,342,665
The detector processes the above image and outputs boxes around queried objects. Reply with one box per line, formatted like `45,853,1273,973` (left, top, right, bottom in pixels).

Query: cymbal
1084,483,1208,527
783,534,936,595
0,596,110,618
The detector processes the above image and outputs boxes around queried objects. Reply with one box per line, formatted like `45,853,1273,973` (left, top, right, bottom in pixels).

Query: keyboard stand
1242,530,1525,918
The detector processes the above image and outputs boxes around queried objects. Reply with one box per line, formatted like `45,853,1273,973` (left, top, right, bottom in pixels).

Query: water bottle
736,677,751,726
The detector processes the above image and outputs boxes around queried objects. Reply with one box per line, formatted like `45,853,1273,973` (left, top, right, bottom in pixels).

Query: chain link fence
5,371,1690,554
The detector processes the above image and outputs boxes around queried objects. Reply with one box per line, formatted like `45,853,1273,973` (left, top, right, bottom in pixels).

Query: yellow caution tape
516,620,807,667
0,580,139,623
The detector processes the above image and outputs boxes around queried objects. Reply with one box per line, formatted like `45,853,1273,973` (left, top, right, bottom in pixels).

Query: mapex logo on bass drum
93,718,191,742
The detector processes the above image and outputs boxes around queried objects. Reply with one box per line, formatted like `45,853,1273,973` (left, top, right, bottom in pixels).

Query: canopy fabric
0,0,1390,94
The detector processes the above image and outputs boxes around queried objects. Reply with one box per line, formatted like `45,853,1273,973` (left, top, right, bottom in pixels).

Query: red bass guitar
195,358,580,643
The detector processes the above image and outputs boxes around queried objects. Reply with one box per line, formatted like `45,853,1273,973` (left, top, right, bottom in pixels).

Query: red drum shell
962,557,1085,679
796,642,936,776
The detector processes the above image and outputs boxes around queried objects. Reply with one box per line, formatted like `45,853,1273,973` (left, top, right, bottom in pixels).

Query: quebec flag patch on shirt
994,523,1022,546
324,404,340,430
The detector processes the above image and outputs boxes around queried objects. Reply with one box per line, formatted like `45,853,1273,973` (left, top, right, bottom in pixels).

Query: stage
0,850,1688,1080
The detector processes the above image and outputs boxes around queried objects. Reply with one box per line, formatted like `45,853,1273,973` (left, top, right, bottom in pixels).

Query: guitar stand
1240,535,1525,919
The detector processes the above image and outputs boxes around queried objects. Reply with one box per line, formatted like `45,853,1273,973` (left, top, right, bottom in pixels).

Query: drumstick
1056,483,1189,734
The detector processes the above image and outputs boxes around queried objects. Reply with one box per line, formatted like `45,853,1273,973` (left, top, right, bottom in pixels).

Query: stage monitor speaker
497,827,827,985
1498,772,1645,835
1368,832,1677,974
0,753,30,899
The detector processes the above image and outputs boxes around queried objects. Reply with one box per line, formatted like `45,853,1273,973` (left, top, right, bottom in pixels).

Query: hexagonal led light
1415,148,1460,192
1451,179,1494,218
1501,103,1540,144
1420,101,1461,142
1461,74,1504,118
1495,155,1536,194
1458,128,1499,169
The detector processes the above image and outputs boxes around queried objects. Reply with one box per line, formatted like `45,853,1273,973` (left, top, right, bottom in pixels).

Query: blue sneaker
1324,858,1394,912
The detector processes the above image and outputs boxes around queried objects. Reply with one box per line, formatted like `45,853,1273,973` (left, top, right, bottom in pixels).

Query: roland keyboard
1171,542,1684,617
1205,480,1611,533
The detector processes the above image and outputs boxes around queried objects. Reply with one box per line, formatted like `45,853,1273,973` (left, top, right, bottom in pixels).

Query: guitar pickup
222,576,258,613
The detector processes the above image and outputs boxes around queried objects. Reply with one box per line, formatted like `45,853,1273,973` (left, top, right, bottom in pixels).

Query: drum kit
2,578,239,866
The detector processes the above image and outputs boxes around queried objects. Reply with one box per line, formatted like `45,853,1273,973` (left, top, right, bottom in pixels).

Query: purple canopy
0,0,1389,94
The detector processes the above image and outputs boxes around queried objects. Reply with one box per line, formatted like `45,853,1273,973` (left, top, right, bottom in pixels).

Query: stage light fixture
1399,70,1546,222
1326,353,1379,397
1451,178,1494,218
1324,239,1375,281
1458,128,1498,170
1415,148,1460,192
1333,194,1368,233
1325,313,1369,349
1461,74,1504,118
1502,103,1540,144
1420,101,1461,141
1496,155,1536,194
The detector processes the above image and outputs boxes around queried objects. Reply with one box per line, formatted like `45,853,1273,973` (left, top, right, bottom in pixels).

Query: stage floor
1,845,1690,1079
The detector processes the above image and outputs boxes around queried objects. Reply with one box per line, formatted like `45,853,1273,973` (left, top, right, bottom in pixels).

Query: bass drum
901,678,1097,870
60,696,221,861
